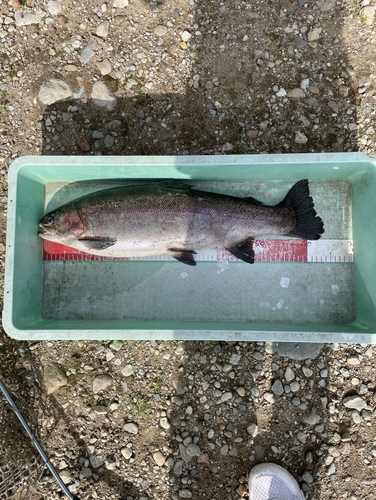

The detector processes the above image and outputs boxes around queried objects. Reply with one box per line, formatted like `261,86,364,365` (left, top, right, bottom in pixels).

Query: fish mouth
38,223,51,236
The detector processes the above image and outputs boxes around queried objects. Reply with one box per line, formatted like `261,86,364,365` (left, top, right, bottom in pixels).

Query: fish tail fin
277,180,324,240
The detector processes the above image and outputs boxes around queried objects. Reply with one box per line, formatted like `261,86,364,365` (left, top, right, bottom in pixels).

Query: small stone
302,366,313,377
80,43,97,65
247,424,258,437
220,444,229,455
124,422,139,435
307,26,323,42
302,471,314,483
121,364,134,377
109,340,123,351
327,101,339,114
113,0,129,6
179,444,192,464
338,85,349,98
221,392,232,402
318,0,336,10
43,363,68,394
326,463,336,475
287,88,306,98
160,417,171,429
352,411,362,424
181,31,192,42
94,405,108,414
297,431,307,443
47,0,62,15
290,381,300,392
93,374,113,393
36,120,46,131
362,6,375,25
98,59,112,76
154,25,168,36
64,64,78,72
180,42,188,50
89,456,103,468
343,395,367,411
97,20,110,38
174,459,184,474
121,447,132,459
236,387,245,397
91,81,117,111
285,367,295,382
271,379,284,396
81,467,92,478
38,79,72,105
105,457,116,470
77,137,91,152
264,392,275,404
15,9,44,26
347,356,360,365
172,378,186,394
230,353,242,365
179,490,192,498
295,131,308,144
197,453,209,464
276,88,287,97
104,135,115,147
59,470,71,482
153,451,166,466
186,444,201,457
236,484,248,497
300,78,310,90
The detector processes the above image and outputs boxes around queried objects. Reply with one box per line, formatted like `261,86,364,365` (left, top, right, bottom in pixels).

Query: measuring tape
43,239,353,263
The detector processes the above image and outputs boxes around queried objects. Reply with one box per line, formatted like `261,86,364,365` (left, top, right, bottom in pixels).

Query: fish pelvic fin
277,180,324,240
169,249,197,266
227,237,255,264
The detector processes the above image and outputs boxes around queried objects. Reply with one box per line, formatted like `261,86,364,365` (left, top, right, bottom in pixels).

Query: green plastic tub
3,153,376,342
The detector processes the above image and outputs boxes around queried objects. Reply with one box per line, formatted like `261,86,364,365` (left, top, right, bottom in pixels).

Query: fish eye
47,215,55,224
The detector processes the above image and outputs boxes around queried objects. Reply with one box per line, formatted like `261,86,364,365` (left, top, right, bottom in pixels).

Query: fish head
39,206,85,241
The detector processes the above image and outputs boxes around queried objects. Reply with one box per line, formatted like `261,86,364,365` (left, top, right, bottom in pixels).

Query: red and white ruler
42,239,353,263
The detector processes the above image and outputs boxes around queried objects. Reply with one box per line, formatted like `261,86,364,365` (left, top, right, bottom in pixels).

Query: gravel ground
1,0,376,499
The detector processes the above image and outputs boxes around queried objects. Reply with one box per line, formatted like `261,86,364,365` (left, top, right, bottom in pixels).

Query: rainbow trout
39,180,324,265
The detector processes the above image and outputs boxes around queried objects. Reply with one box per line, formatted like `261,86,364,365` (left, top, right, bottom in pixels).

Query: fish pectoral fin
79,237,117,250
227,238,255,264
168,248,197,266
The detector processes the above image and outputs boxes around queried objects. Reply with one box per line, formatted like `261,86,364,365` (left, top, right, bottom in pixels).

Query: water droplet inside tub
217,261,229,273
333,166,340,169
319,299,325,305
180,272,188,279
331,285,339,295
276,298,284,310
280,277,290,288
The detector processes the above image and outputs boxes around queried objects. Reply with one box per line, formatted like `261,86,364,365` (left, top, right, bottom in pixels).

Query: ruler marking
43,238,354,263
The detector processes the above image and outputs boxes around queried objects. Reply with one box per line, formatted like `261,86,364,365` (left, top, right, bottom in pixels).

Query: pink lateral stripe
43,239,308,262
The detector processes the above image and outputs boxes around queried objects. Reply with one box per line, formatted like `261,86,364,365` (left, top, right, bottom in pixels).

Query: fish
39,180,324,266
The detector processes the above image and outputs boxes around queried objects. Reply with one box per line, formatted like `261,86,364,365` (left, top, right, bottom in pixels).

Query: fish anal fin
168,248,197,266
227,237,255,264
79,237,117,250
